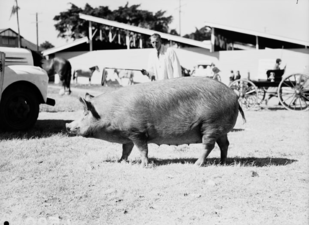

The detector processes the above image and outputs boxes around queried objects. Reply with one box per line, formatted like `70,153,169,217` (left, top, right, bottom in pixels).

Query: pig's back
95,77,239,130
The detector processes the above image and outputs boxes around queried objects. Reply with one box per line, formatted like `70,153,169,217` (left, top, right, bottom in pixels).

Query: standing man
141,33,182,81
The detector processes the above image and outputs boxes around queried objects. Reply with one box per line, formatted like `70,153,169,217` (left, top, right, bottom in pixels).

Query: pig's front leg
119,143,134,163
133,140,149,167
129,133,149,167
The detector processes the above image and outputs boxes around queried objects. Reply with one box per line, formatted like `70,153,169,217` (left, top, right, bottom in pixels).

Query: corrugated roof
79,14,211,50
205,22,309,47
197,0,309,47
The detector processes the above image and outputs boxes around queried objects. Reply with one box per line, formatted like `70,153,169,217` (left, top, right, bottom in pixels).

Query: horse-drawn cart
229,69,309,111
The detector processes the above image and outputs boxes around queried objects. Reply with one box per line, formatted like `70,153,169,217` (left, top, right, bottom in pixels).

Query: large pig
66,77,245,167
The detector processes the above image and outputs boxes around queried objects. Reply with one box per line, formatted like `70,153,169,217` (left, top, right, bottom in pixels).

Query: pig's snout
65,123,78,135
65,123,71,132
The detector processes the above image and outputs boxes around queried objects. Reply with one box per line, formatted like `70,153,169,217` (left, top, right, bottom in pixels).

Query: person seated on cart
265,58,287,106
229,70,235,84
266,58,286,82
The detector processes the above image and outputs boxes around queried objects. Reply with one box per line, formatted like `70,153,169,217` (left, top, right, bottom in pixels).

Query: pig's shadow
127,157,297,167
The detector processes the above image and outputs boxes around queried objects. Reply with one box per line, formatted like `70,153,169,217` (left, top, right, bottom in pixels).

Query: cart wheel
229,79,260,109
257,87,266,104
277,73,309,111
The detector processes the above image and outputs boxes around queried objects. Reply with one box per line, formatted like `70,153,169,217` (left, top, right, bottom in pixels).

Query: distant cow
73,66,100,84
66,76,246,167
101,68,151,87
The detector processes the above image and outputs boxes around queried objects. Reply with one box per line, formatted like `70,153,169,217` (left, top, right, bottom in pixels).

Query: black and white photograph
0,0,308,224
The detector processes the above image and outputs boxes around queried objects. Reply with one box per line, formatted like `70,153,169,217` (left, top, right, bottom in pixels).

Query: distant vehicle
190,60,221,81
0,47,55,131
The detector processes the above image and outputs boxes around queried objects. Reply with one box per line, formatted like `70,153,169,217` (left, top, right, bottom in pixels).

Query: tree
169,29,180,36
10,0,21,47
53,3,173,41
40,41,54,50
183,26,211,41
53,3,86,40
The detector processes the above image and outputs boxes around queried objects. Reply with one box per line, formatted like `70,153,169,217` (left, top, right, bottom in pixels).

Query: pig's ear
79,97,101,120
84,92,94,101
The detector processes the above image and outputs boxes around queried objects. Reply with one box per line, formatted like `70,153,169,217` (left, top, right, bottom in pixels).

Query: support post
256,36,259,50
139,38,143,48
210,28,215,52
126,31,130,49
0,52,5,103
89,21,93,51
99,30,103,41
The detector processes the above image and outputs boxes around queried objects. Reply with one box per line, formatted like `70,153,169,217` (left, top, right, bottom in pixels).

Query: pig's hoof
194,159,204,167
220,160,227,165
118,159,128,164
140,161,149,168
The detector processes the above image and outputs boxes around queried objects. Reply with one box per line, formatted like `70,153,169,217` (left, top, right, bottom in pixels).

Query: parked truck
0,47,55,131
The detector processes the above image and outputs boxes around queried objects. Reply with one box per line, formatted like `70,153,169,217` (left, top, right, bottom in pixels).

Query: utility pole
15,0,21,48
175,0,185,36
179,0,181,36
31,12,40,52
36,12,39,52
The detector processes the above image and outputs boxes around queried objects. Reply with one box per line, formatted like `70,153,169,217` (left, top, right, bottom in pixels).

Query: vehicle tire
0,84,39,131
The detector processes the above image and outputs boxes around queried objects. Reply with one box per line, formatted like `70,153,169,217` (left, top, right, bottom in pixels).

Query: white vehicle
0,47,55,131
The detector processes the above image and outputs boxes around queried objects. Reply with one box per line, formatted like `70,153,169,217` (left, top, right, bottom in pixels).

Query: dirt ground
0,88,309,225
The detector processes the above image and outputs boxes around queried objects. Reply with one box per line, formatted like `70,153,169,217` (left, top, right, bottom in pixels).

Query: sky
0,0,308,48
0,0,198,47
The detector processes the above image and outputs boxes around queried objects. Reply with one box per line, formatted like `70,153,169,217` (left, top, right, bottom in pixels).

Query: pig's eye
84,111,89,116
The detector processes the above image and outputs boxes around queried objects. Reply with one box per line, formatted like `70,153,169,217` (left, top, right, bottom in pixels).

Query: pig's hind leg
195,134,216,167
119,143,134,163
216,134,229,164
134,141,149,167
130,134,149,167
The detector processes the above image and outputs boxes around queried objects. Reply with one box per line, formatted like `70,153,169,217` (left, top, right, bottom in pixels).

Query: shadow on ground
260,106,287,111
120,157,297,167
0,119,72,140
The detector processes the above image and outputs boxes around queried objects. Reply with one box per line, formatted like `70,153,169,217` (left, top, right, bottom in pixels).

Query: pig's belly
148,129,202,145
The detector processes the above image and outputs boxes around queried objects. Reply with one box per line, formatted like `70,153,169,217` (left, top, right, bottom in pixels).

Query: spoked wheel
278,73,309,111
229,79,260,109
256,87,266,105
